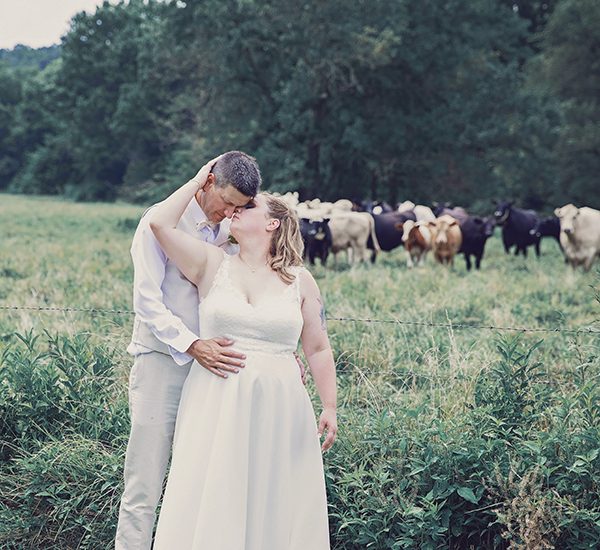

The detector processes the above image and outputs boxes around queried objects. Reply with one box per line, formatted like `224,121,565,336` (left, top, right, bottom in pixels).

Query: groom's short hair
211,151,261,198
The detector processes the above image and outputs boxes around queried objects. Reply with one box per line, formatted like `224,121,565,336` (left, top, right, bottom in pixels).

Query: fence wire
1,304,598,335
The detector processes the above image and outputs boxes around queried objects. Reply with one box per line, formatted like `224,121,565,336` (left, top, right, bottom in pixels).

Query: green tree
0,44,60,70
7,60,76,195
0,64,23,188
170,0,535,206
55,0,171,199
4,0,596,210
534,0,600,207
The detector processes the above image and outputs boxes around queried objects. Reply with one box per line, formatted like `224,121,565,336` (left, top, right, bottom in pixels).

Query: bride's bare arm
149,159,222,286
299,269,337,451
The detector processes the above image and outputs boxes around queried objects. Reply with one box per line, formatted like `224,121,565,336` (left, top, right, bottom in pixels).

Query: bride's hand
191,155,223,188
318,408,337,452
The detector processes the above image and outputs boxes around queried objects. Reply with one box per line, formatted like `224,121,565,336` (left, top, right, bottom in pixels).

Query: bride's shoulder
295,266,319,297
208,246,227,265
293,264,311,279
198,248,228,298
204,247,228,279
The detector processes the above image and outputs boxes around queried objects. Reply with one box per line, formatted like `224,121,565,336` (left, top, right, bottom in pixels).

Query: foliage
0,195,599,548
0,434,124,549
0,331,128,461
0,45,60,71
1,329,598,548
525,0,600,207
0,0,597,208
170,0,535,203
0,330,128,548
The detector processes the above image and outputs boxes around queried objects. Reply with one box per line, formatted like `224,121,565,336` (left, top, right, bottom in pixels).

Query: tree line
0,0,598,211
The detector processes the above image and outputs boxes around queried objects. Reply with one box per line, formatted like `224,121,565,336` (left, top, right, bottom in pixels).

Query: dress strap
215,254,233,285
202,253,230,300
291,266,303,304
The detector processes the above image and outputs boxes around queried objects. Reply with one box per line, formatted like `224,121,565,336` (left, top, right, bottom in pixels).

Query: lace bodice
198,255,304,355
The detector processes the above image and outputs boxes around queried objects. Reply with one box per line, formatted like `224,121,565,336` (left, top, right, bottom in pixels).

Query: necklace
238,253,267,273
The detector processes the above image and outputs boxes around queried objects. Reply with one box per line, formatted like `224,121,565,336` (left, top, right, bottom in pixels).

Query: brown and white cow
428,215,463,266
554,204,600,271
328,211,380,265
401,220,432,267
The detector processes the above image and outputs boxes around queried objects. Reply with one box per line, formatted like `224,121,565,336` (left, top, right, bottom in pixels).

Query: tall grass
1,194,599,548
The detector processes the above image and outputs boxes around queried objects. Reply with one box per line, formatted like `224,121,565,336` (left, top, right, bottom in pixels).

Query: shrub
0,434,123,549
1,332,599,548
0,330,129,461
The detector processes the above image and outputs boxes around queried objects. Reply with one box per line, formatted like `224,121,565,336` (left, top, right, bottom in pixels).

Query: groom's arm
131,209,202,365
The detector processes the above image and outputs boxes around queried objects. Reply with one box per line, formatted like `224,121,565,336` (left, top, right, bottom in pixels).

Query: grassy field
1,193,599,549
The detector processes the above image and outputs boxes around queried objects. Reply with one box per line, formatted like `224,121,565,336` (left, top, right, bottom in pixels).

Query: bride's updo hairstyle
264,193,304,284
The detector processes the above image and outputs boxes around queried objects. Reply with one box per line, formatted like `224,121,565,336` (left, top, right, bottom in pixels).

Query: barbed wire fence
1,303,598,416
1,304,599,335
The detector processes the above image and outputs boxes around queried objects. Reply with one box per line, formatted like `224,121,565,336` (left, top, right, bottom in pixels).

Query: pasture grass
1,193,599,548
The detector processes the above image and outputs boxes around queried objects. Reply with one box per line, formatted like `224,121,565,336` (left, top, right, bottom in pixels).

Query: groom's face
198,178,253,223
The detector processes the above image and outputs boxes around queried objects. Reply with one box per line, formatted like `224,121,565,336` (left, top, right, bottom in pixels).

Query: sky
0,1,114,49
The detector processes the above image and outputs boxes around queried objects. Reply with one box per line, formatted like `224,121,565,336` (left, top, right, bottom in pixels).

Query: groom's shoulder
137,202,160,225
130,203,162,246
141,204,157,219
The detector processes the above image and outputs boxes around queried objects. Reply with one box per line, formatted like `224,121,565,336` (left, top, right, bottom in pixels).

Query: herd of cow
273,192,600,272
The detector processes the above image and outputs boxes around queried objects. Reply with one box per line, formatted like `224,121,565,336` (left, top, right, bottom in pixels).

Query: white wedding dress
153,255,330,549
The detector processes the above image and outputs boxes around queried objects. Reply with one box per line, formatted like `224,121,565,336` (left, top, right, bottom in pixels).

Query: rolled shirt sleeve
129,212,199,365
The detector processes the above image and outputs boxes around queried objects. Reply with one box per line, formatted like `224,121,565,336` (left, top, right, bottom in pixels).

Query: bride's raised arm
149,158,224,287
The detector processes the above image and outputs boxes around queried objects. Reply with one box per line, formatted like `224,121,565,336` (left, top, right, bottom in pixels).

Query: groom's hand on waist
186,338,246,379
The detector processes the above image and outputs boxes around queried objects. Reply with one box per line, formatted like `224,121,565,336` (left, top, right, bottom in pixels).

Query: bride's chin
229,225,240,239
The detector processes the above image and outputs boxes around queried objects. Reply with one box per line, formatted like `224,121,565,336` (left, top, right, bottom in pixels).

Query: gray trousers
115,351,191,550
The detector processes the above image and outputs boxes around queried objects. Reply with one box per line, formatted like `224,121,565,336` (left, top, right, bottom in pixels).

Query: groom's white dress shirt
127,197,234,364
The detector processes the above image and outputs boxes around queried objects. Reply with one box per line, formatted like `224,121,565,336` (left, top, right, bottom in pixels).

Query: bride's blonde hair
263,193,304,284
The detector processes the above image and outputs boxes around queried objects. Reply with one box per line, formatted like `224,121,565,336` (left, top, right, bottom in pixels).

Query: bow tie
196,220,218,231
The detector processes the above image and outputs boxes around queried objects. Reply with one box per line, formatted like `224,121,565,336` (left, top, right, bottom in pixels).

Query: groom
115,152,262,549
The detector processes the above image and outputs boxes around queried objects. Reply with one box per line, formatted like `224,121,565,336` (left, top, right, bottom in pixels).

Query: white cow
397,201,435,222
397,200,415,213
328,211,380,265
296,203,330,221
305,198,323,210
275,191,299,209
413,205,435,222
554,204,600,271
295,198,354,221
332,199,354,212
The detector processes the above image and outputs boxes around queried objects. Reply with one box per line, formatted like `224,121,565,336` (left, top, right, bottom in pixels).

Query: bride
148,156,337,549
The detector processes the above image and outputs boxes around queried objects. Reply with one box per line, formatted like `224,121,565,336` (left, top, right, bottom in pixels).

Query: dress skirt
153,350,330,550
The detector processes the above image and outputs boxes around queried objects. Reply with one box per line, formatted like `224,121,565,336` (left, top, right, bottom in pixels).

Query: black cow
300,218,332,266
352,199,394,214
368,210,417,262
530,215,566,258
435,206,468,222
530,216,560,244
493,201,540,257
459,216,496,270
432,202,466,217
